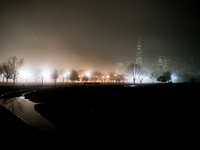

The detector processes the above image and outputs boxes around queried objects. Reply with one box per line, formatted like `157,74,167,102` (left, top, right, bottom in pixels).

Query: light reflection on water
0,96,57,134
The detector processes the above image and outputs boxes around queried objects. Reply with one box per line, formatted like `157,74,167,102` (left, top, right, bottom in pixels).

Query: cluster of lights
17,67,72,83
17,67,119,84
0,65,180,84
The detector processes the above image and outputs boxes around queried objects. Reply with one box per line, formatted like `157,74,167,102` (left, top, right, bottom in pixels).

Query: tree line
0,56,172,86
0,56,24,85
126,63,172,84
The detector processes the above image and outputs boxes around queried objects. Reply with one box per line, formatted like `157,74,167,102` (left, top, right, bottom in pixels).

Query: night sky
0,0,200,72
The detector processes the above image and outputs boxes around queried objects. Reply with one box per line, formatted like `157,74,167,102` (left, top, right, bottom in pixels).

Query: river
0,96,57,134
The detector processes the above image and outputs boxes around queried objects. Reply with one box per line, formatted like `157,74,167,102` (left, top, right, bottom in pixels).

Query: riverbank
24,82,199,139
0,84,59,146
0,82,199,147
0,105,57,139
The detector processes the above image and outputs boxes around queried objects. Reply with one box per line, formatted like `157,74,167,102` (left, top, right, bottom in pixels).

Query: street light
85,71,90,77
19,69,32,83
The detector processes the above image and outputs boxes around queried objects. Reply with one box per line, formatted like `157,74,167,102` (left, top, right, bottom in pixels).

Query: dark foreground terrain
0,82,199,148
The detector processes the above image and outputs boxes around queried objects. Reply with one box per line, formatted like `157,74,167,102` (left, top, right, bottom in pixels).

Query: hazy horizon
1,0,200,72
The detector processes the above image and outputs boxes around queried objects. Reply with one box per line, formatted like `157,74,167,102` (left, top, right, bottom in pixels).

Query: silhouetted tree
35,69,45,85
91,71,103,82
109,72,116,82
82,75,89,82
116,74,125,83
138,70,147,84
0,62,12,82
51,69,59,85
150,72,159,83
6,56,24,85
69,69,79,82
0,65,4,82
126,63,142,84
157,76,166,83
157,71,171,83
59,69,64,83
163,71,172,82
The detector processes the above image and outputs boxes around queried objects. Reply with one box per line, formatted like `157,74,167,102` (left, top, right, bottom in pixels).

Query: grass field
0,82,199,147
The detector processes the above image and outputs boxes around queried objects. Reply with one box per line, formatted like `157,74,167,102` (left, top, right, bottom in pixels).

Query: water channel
0,96,57,134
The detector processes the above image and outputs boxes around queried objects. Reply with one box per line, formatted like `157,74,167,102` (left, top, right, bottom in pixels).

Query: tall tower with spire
136,36,142,66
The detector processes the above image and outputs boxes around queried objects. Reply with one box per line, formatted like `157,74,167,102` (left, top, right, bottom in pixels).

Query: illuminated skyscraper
136,37,142,66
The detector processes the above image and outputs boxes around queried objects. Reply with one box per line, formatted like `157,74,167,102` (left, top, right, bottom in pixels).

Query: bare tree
0,62,12,82
109,72,116,82
4,56,24,85
150,72,159,83
90,71,103,82
35,69,44,85
138,70,147,84
0,64,4,82
126,63,142,84
116,74,126,83
51,69,59,85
